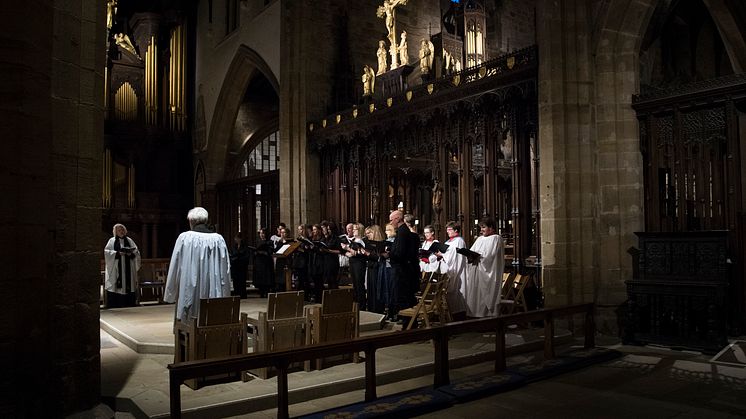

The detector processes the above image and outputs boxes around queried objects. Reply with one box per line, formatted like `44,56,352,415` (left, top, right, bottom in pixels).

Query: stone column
537,0,649,333
0,0,106,415
592,0,651,331
536,0,598,309
279,1,321,227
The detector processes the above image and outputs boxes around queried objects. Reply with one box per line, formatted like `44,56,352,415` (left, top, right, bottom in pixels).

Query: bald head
388,210,404,227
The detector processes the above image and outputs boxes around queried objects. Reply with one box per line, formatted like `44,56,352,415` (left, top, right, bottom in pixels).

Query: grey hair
187,207,209,226
112,223,127,236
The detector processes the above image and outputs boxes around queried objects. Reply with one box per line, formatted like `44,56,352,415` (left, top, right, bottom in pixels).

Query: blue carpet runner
297,347,621,419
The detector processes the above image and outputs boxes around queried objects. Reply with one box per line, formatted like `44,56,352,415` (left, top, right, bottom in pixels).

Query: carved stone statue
454,58,462,72
419,38,434,74
377,0,407,46
362,65,376,96
376,40,387,75
106,0,118,30
432,180,443,211
389,43,399,71
114,33,139,59
398,31,408,66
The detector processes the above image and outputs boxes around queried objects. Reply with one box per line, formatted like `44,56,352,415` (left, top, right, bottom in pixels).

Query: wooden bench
173,296,247,389
245,291,308,379
305,288,359,370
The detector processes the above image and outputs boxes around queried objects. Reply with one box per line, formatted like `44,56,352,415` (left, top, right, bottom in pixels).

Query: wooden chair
136,258,169,305
173,296,247,389
305,288,359,370
498,272,517,314
399,272,451,330
245,291,308,379
501,273,531,314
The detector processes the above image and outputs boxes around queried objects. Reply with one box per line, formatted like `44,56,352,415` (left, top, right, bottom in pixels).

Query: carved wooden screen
633,76,746,332
310,46,540,273
640,106,731,232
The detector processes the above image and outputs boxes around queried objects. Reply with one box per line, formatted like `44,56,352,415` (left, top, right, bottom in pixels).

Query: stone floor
100,300,746,418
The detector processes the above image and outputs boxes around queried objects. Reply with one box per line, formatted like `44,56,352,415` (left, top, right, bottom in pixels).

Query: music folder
419,242,449,257
456,247,481,260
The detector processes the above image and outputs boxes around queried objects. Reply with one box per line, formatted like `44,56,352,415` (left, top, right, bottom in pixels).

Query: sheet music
275,244,291,255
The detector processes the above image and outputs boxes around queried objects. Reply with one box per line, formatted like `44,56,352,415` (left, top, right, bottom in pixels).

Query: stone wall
0,0,105,415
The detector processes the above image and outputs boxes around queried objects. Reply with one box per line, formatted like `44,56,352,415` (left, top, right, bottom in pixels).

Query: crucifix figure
377,0,408,70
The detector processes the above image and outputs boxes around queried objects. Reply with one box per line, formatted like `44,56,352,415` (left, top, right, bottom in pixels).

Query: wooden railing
168,303,595,419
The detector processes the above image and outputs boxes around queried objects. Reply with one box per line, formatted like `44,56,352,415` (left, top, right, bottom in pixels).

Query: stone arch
203,45,279,188
701,0,746,72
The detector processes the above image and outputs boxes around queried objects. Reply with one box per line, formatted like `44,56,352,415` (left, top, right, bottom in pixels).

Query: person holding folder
462,218,505,318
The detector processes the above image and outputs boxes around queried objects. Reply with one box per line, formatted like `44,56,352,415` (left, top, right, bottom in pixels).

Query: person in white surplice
164,207,231,322
463,218,505,318
103,223,141,308
437,221,468,321
419,225,440,273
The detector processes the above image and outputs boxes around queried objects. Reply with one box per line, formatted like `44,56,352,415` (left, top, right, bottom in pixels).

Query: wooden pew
245,291,308,379
305,288,359,370
173,296,247,389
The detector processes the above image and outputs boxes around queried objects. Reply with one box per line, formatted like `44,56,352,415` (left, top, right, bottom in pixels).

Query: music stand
274,241,301,291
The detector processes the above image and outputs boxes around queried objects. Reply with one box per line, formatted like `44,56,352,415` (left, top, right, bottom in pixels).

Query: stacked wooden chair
245,291,308,379
173,296,247,389
399,271,451,330
499,272,532,315
305,288,359,370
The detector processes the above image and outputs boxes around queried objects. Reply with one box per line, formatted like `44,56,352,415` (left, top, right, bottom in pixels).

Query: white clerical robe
442,236,467,315
463,234,504,317
419,239,440,273
164,230,231,321
103,236,141,294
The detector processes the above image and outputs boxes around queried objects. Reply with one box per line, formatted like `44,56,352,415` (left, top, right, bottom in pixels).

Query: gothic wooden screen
309,47,540,273
633,74,746,332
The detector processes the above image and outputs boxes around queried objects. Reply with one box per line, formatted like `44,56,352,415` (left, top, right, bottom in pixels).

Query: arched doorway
216,71,280,243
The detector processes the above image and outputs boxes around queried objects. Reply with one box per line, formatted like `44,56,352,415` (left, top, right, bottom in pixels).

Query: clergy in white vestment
103,223,141,308
438,221,468,320
164,207,231,322
463,218,505,318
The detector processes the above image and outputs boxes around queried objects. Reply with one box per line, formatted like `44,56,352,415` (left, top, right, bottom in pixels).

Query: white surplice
441,236,467,315
419,239,440,273
103,236,141,294
463,234,504,317
164,230,231,321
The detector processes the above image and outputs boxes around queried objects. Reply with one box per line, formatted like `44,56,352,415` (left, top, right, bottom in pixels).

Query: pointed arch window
239,130,279,177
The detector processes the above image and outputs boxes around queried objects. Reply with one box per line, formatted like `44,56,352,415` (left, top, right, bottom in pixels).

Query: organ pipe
144,35,157,125
114,82,137,121
127,164,136,208
169,24,186,131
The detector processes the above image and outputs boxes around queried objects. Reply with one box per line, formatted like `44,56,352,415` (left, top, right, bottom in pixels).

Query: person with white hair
164,207,231,322
103,223,141,307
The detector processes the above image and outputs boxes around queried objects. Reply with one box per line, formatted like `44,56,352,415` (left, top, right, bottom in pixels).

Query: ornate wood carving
626,231,729,353
309,47,539,273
